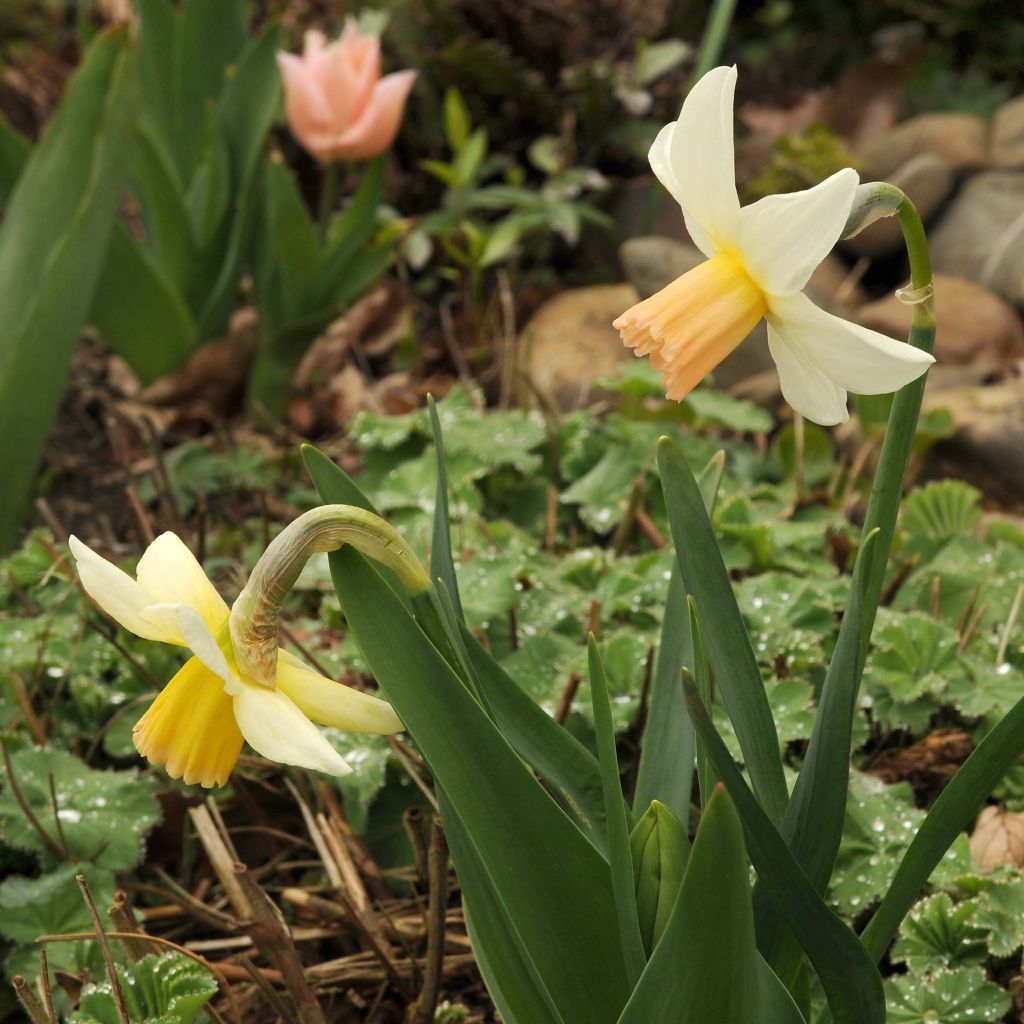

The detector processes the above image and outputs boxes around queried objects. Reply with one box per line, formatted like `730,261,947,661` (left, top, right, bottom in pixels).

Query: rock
618,235,775,390
921,379,1024,500
929,171,1024,305
991,95,1024,167
855,274,1024,367
620,236,705,299
859,112,988,177
843,153,955,258
807,253,868,309
522,284,640,409
613,178,697,247
970,806,1024,872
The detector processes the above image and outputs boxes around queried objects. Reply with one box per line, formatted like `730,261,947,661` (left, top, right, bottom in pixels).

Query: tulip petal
135,532,229,631
277,52,335,161
654,65,739,255
70,536,184,644
334,70,416,160
232,681,353,776
276,650,403,734
738,168,859,295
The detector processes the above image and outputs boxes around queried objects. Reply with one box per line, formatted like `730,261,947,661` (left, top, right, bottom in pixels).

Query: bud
229,504,430,687
630,800,690,955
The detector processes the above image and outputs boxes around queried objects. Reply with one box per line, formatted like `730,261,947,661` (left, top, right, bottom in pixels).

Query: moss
743,123,864,202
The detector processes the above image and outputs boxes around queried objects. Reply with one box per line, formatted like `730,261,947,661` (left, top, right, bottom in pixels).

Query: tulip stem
318,161,341,237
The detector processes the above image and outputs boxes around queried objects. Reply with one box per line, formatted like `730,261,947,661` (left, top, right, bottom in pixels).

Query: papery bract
614,66,934,425
277,21,416,163
70,532,402,787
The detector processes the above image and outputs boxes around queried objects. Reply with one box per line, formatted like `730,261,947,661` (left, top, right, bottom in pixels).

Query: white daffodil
614,65,934,426
69,532,402,788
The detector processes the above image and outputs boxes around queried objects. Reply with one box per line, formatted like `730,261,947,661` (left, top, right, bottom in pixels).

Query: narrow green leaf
443,788,565,1024
443,87,471,151
633,449,724,821
683,677,885,1024
219,21,284,191
0,29,138,552
302,441,609,853
171,0,247,180
754,529,879,976
132,124,195,290
588,636,647,985
462,626,608,853
657,436,788,825
185,104,231,248
0,117,29,201
89,228,198,381
686,597,716,809
428,394,464,621
618,786,803,1024
329,548,631,1022
136,0,176,157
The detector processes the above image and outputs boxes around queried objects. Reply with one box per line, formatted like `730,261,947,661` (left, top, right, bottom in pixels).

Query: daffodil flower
69,532,403,788
614,66,935,426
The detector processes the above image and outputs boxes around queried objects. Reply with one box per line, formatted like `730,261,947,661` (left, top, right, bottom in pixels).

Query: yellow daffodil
69,532,402,788
614,66,935,426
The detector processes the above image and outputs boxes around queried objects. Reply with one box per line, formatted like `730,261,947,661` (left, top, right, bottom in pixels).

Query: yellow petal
69,536,184,644
133,656,243,788
231,679,353,777
135,533,229,632
276,650,403,734
614,253,766,401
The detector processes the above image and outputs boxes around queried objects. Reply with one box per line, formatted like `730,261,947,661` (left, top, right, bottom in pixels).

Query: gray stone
860,112,987,178
843,153,955,259
929,171,1024,306
992,95,1024,167
855,274,1024,367
521,283,639,410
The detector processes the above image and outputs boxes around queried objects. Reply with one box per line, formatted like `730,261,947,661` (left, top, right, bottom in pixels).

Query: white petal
649,123,716,257
767,327,850,426
737,169,859,295
143,603,236,686
232,682,353,776
662,65,740,252
276,650,403,734
768,292,935,398
69,536,184,644
135,533,229,632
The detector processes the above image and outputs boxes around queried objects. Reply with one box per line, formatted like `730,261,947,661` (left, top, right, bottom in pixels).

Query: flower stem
317,161,340,237
229,505,430,687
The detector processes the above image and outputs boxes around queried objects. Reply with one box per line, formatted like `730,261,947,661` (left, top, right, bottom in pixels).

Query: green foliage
902,481,983,543
744,124,863,202
71,953,217,1024
0,29,137,552
890,893,988,974
884,967,1011,1024
0,747,161,870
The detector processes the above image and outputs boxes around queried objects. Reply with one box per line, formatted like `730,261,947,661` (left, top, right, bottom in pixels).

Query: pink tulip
277,22,416,163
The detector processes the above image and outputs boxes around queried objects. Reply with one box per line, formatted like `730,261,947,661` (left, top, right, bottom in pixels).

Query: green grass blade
0,116,28,199
428,394,464,621
329,548,630,1022
657,436,788,825
588,636,646,985
861,691,1024,962
683,677,885,1024
618,786,803,1024
0,29,137,552
633,450,724,822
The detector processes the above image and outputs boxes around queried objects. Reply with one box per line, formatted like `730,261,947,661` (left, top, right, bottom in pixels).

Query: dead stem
75,874,130,1024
